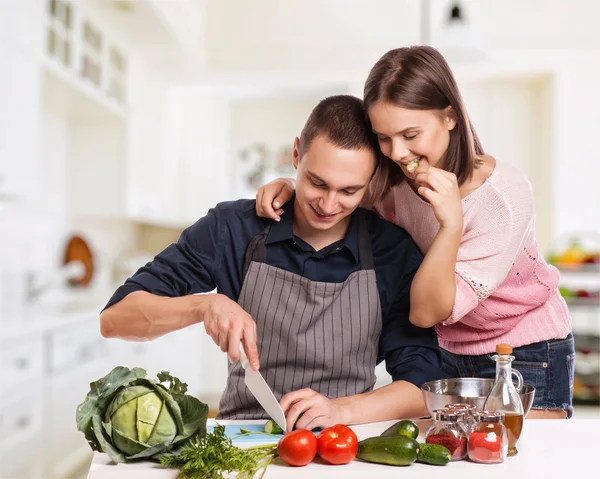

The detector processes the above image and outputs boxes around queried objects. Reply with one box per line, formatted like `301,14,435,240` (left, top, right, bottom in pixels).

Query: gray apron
217,211,383,420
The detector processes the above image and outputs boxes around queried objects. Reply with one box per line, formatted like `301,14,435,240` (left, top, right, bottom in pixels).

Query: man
100,95,442,431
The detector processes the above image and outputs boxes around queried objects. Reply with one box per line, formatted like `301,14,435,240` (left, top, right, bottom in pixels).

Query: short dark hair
364,45,484,187
299,95,394,206
298,95,379,158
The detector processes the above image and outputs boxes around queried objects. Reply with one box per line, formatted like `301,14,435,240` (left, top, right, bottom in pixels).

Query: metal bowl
421,378,536,417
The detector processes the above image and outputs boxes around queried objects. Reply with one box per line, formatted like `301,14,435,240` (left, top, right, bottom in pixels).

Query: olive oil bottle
483,344,525,456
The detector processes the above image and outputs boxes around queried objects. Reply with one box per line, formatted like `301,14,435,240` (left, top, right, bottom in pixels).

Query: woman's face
368,101,456,177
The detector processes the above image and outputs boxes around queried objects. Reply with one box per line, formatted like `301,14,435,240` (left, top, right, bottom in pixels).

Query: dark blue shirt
106,199,443,387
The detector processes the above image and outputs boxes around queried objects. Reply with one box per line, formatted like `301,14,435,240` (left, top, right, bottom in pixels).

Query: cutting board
208,423,281,444
208,422,322,444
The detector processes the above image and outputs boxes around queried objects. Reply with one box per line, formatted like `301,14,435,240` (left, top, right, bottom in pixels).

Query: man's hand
280,388,346,431
200,294,259,370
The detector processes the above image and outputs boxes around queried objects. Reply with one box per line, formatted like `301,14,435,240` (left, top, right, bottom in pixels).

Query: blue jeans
441,333,575,418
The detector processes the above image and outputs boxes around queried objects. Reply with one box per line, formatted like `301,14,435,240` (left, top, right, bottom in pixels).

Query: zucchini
380,420,419,439
357,436,419,466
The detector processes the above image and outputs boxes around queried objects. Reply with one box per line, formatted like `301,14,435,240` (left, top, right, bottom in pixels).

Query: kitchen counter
0,286,116,341
87,418,598,478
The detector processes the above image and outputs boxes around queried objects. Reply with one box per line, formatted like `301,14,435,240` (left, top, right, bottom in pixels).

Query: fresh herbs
159,424,278,479
232,428,281,440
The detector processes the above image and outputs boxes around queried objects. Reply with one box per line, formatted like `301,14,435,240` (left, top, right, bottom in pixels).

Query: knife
239,343,287,433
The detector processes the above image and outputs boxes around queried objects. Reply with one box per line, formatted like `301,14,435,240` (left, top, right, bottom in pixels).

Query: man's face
293,135,376,233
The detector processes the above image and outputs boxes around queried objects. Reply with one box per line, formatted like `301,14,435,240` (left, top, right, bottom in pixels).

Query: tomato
277,429,318,466
316,424,358,465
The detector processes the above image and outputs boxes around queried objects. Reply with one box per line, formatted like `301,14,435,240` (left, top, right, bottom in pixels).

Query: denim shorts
441,333,575,418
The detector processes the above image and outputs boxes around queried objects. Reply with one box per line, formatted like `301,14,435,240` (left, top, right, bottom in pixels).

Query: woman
255,45,574,419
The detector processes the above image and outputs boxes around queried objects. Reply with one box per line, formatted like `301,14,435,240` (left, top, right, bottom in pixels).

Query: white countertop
87,418,599,478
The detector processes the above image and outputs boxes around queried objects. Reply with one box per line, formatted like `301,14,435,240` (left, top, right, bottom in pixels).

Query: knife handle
238,342,250,369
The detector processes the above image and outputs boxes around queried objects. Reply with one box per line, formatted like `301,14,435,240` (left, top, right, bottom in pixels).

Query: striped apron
217,211,382,420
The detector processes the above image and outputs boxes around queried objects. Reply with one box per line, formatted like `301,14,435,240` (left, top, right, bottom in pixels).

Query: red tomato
316,424,358,465
277,429,318,467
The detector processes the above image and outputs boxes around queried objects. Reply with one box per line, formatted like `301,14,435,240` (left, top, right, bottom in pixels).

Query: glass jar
468,411,508,464
424,408,468,461
445,403,477,433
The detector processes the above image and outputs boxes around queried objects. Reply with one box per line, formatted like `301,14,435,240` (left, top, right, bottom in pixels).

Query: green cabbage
76,366,208,463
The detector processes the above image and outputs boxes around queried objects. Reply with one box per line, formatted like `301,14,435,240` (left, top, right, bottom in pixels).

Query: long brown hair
364,45,484,195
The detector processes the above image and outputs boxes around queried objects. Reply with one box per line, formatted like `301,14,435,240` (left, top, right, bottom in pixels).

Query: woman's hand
256,178,296,221
280,388,346,431
413,163,463,234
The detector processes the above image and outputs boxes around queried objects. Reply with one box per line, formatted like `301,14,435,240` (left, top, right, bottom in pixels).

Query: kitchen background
1,0,599,477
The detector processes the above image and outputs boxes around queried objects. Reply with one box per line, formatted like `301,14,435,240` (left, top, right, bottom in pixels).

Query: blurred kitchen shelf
573,405,600,418
554,263,600,273
573,332,600,406
42,56,128,120
565,297,600,307
573,397,600,406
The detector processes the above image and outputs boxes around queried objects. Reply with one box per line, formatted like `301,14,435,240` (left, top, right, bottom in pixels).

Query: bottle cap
445,403,477,412
496,344,513,355
473,411,505,423
433,408,466,422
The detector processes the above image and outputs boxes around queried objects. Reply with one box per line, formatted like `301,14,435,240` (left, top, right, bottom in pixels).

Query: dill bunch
159,424,278,479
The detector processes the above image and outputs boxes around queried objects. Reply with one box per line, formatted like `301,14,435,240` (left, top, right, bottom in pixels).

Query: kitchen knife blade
239,343,287,432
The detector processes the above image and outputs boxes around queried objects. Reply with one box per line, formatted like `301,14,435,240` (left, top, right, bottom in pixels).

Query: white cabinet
0,304,209,478
44,317,110,478
126,79,233,227
168,85,233,223
125,62,178,225
0,40,42,199
67,116,127,218
0,0,45,57
0,334,45,479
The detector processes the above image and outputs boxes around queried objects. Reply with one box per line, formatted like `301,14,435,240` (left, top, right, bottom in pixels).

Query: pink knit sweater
377,160,572,355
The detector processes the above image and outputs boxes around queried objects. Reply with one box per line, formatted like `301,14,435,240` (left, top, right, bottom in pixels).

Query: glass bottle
468,411,508,464
424,408,468,461
445,403,477,433
483,344,524,457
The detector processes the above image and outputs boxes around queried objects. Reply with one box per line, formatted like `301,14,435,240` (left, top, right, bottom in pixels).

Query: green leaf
170,394,208,445
111,424,148,456
147,398,178,446
92,415,126,463
126,441,173,460
147,381,186,436
157,371,188,395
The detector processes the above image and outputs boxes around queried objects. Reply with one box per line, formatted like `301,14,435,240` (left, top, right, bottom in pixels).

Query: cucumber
264,419,283,434
417,443,451,466
357,436,419,466
380,420,419,439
